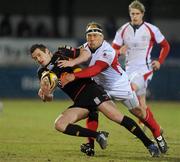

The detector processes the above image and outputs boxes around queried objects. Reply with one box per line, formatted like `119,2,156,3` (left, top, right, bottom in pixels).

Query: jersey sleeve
112,23,129,46
112,27,125,46
74,61,108,78
151,25,165,43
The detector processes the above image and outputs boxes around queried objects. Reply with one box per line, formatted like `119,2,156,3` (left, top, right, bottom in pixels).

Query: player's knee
110,112,124,123
54,118,67,132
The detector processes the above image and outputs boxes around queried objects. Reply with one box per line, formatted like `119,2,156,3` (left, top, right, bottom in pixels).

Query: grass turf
0,100,180,162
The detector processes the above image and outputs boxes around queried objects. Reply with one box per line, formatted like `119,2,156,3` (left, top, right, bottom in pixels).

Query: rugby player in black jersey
30,44,160,156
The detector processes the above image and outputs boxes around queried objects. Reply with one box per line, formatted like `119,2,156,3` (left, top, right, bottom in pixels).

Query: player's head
30,44,52,66
85,22,104,50
129,0,145,25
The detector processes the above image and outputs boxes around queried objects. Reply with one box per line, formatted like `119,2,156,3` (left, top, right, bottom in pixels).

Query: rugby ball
41,71,58,92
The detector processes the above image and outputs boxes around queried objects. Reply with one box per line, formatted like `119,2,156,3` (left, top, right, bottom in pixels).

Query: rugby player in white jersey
31,44,160,157
59,21,167,156
112,0,170,154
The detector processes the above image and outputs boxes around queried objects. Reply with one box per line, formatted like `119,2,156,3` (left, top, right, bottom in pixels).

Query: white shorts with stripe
128,69,153,96
103,71,140,110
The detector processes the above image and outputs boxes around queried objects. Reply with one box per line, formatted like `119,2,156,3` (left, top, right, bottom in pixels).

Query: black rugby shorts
69,82,110,112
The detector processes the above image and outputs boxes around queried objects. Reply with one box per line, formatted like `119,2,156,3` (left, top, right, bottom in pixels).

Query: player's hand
43,94,53,102
57,60,75,68
152,60,161,71
60,72,75,87
38,88,45,100
38,88,53,102
58,45,73,56
40,77,51,96
120,45,128,55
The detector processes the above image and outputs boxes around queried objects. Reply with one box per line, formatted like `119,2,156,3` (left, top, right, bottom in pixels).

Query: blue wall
0,66,180,100
0,67,68,99
149,66,180,100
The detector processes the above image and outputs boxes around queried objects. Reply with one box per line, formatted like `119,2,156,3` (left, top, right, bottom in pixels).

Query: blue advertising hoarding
0,67,68,99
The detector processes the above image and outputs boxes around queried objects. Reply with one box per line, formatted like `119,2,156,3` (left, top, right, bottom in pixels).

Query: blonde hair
86,22,103,31
85,22,103,35
129,0,145,13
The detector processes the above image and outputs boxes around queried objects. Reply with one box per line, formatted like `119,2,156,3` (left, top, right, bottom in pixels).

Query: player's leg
124,90,168,153
130,73,160,133
136,94,161,137
54,107,108,149
81,111,99,156
138,95,168,153
130,73,168,153
86,111,99,146
98,100,160,157
130,81,161,137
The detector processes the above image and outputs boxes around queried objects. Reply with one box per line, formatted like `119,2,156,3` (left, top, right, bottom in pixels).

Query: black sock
120,116,153,147
63,124,99,138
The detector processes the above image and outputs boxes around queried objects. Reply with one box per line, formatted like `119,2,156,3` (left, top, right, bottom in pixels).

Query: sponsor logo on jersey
103,53,107,57
94,97,101,105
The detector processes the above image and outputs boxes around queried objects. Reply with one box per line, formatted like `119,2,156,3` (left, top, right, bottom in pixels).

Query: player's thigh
131,75,145,92
98,100,124,123
138,94,147,109
122,90,139,110
130,71,152,96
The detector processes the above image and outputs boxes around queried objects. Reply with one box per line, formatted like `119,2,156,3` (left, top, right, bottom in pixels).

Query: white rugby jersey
113,22,165,74
83,40,132,97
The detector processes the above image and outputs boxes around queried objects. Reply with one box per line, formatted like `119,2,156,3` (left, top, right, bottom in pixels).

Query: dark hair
30,44,46,54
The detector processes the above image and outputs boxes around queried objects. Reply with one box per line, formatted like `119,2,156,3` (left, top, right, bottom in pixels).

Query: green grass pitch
0,100,180,162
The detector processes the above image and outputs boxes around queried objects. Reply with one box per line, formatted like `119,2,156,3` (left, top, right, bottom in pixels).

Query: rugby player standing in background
112,0,170,154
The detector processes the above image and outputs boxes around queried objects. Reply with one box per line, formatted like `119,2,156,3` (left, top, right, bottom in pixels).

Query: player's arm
74,60,108,78
57,46,91,67
112,43,128,57
112,26,127,56
38,88,53,102
38,70,54,102
152,39,170,71
60,61,108,87
158,39,170,64
112,43,121,56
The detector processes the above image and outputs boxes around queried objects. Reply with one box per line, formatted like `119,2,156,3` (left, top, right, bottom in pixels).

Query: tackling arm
60,61,108,87
74,60,108,78
57,47,91,67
